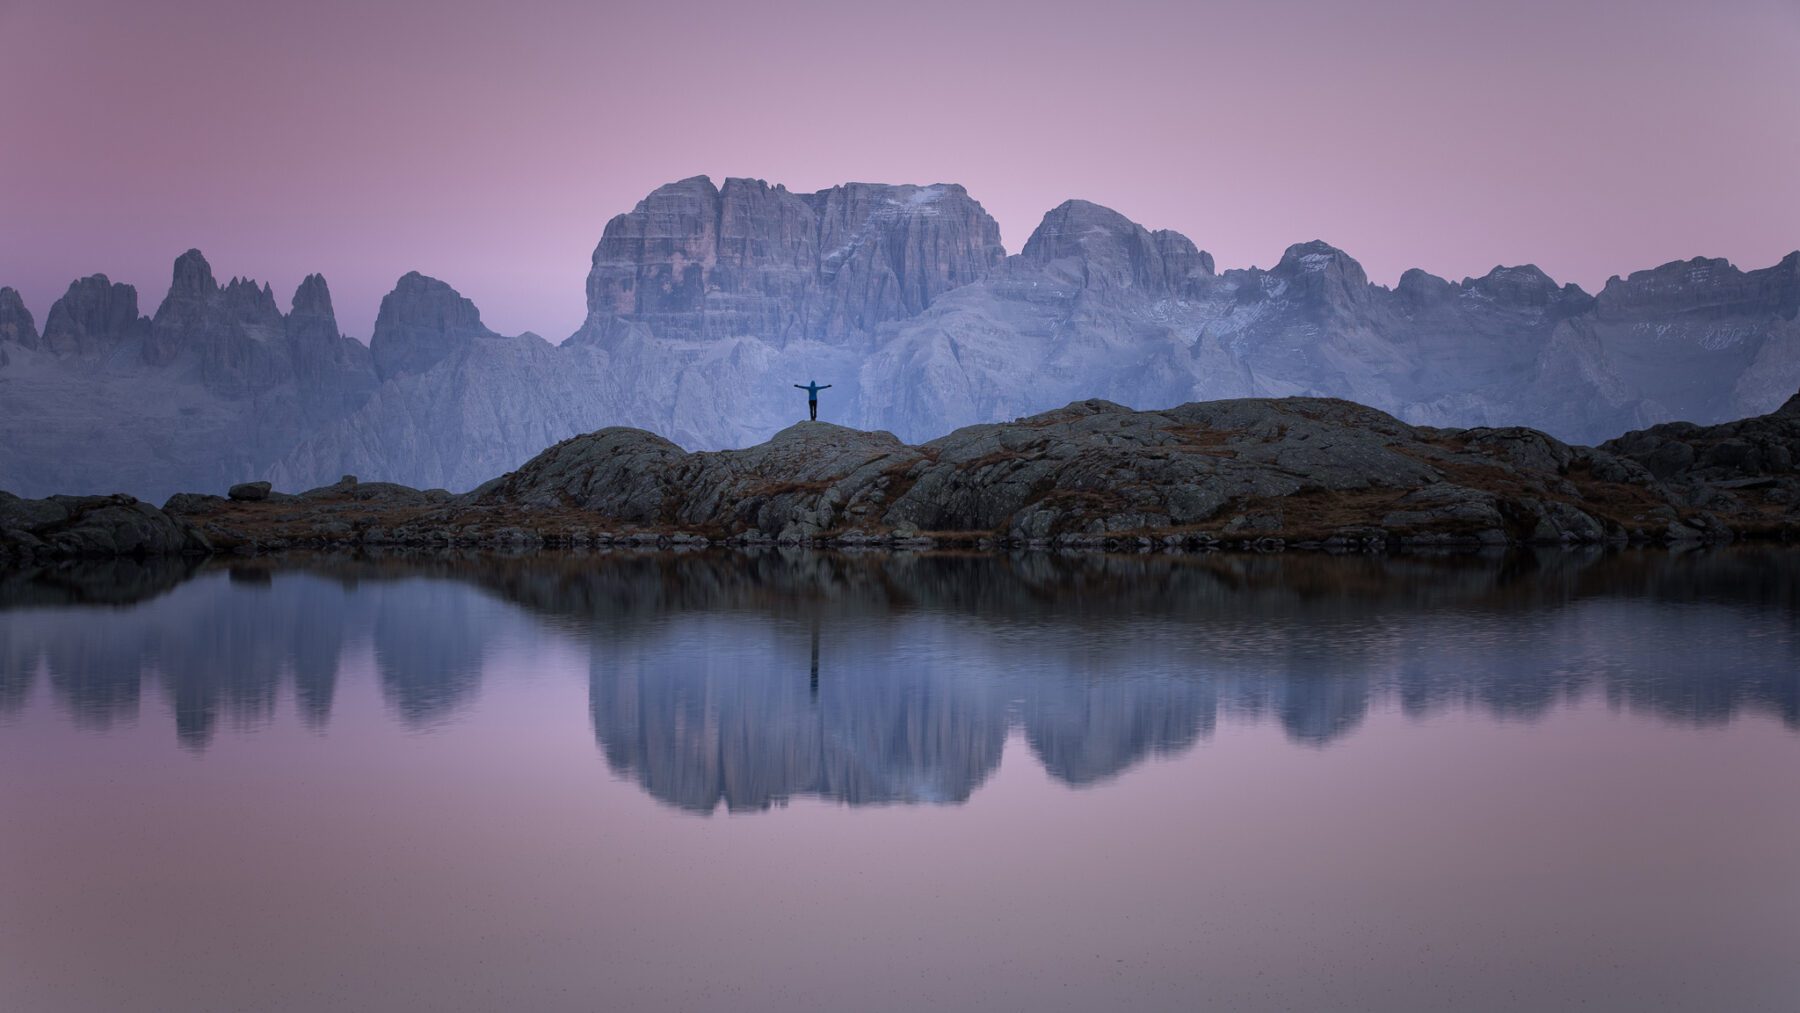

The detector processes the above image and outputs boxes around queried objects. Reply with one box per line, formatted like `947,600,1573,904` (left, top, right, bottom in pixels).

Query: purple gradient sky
2,0,1797,341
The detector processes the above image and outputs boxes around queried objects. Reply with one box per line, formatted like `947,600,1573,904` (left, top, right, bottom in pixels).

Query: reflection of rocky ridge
1,551,1794,798
388,549,1800,807
1019,675,1215,786
370,578,489,725
0,567,505,745
0,573,354,745
588,616,1011,812
0,557,198,607
575,547,1798,810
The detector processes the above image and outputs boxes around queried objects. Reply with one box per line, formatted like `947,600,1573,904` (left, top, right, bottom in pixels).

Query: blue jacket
795,382,831,399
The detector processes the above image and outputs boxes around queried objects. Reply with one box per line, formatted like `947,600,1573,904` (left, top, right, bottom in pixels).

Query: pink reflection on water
1,634,1798,1011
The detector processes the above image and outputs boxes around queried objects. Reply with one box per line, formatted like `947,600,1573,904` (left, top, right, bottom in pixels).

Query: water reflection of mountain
0,566,501,747
1,550,1795,806
517,550,1790,811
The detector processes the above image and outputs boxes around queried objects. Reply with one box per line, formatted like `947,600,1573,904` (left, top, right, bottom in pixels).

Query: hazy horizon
3,0,1797,340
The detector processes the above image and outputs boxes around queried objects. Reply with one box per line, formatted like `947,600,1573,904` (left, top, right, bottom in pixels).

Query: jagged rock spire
370,271,492,381
0,286,39,351
42,275,147,356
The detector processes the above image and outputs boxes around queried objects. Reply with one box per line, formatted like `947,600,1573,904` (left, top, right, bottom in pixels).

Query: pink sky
2,0,1796,341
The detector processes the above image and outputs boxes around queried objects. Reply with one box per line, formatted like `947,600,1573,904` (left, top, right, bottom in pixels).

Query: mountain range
3,174,1796,502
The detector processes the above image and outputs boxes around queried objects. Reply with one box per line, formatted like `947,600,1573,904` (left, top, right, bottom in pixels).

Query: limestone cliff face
1595,254,1800,320
369,271,495,381
575,175,1003,346
865,214,1798,447
1020,199,1214,296
270,324,587,494
0,250,380,501
142,249,302,392
803,181,1006,335
267,269,609,492
40,275,149,359
1555,254,1800,429
580,176,819,345
285,274,375,396
0,287,37,363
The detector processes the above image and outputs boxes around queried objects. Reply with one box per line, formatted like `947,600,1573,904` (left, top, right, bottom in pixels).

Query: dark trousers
808,400,817,421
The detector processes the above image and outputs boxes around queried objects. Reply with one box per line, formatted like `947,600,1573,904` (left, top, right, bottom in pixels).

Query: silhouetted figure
809,617,821,698
794,380,831,421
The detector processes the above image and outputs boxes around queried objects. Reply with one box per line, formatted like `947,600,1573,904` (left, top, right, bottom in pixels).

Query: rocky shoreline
6,391,1799,563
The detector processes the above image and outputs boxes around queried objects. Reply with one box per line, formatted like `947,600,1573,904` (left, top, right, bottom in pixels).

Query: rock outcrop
118,390,1800,559
472,396,1692,549
1603,387,1800,534
0,492,208,562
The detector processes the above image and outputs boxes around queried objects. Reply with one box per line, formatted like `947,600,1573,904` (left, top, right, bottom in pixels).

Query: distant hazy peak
1022,199,1214,294
371,271,494,381
170,248,217,297
1461,263,1592,310
0,285,40,351
44,274,147,357
1596,252,1800,319
1273,239,1362,276
291,273,334,318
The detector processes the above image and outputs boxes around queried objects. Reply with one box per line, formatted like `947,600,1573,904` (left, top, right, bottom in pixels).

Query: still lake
1,549,1797,1012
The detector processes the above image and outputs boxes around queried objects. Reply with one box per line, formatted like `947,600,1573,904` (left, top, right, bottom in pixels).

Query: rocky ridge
7,390,1797,564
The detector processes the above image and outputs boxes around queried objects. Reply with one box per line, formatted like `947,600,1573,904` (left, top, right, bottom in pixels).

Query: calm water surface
1,550,1797,1012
